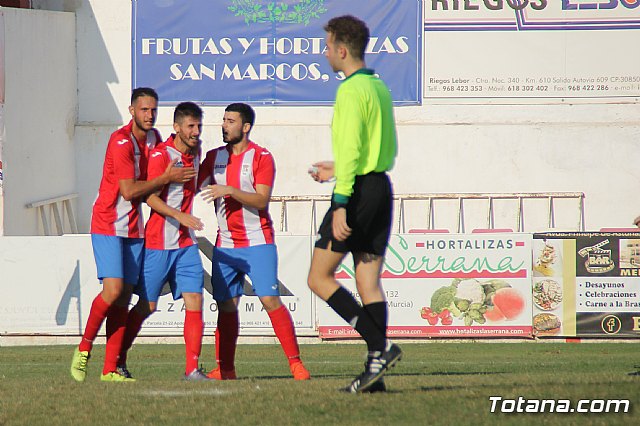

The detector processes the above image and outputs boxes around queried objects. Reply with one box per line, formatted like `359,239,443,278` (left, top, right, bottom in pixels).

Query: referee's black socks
326,286,386,353
364,301,388,335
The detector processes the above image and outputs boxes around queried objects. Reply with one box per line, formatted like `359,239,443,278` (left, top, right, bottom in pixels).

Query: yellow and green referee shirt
331,68,397,205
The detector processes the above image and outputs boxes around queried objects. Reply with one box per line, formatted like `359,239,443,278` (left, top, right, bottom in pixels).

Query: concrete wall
1,7,76,235
24,1,640,235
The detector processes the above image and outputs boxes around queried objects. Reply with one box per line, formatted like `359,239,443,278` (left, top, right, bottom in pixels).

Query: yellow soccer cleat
70,348,90,382
100,371,136,382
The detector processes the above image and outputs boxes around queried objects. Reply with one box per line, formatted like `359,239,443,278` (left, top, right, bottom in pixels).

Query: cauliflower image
429,279,513,326
455,279,485,304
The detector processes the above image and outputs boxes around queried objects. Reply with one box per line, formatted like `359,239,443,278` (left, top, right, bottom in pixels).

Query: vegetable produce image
423,278,524,326
491,287,525,320
420,306,453,325
483,305,506,322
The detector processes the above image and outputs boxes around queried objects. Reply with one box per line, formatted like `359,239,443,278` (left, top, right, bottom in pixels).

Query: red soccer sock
268,305,301,366
103,304,128,375
184,310,204,374
119,308,147,366
78,294,111,353
215,311,239,371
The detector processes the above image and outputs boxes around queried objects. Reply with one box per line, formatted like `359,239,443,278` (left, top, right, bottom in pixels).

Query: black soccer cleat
363,377,387,393
344,365,388,394
345,369,382,393
345,343,402,393
379,343,403,371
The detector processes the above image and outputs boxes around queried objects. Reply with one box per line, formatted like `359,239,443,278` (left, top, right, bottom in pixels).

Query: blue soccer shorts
91,234,144,285
210,244,279,302
137,244,204,302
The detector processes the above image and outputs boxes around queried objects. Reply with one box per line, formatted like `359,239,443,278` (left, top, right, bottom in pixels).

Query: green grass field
0,342,638,425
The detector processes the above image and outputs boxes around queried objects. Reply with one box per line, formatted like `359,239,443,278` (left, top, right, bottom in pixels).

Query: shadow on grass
420,385,466,392
251,373,353,380
247,370,507,381
428,371,505,376
417,377,640,394
377,371,505,378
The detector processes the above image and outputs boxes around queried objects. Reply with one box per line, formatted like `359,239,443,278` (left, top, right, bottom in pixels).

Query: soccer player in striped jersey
307,15,402,393
198,103,310,381
71,88,196,382
118,102,210,381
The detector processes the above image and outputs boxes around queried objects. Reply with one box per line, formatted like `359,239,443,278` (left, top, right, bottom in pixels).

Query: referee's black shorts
315,172,393,256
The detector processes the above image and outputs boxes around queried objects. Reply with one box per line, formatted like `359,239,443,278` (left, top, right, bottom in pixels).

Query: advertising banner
0,235,315,336
424,0,640,101
132,0,422,105
533,232,640,338
317,233,534,338
12,232,640,339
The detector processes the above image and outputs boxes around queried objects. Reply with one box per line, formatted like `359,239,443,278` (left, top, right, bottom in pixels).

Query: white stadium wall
26,0,640,235
1,7,76,235
0,1,638,341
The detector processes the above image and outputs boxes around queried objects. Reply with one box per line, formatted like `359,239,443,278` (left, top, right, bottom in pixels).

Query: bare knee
260,296,282,313
307,268,341,301
114,284,134,307
307,248,345,299
101,278,125,304
217,298,239,313
134,301,156,319
182,293,203,311
307,271,320,294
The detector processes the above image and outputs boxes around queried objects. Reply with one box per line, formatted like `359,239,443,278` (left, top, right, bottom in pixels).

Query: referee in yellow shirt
307,15,402,394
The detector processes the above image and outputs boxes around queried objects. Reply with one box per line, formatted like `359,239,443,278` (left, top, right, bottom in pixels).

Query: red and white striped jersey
198,141,275,248
145,135,200,250
90,120,161,238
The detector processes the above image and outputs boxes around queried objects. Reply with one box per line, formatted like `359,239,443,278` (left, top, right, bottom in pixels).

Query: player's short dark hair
131,87,159,104
225,103,255,128
174,102,203,123
324,15,369,60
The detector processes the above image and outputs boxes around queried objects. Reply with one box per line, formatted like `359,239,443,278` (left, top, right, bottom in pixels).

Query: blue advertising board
132,0,422,105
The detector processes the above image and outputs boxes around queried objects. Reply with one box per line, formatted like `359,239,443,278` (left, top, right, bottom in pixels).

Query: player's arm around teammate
117,96,196,203
71,88,197,383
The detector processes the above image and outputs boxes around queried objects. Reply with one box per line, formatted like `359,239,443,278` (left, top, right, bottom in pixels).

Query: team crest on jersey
242,164,251,176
